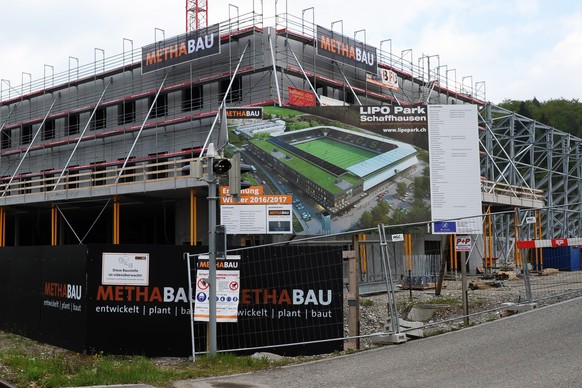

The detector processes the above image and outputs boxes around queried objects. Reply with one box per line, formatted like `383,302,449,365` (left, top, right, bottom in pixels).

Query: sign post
455,235,472,325
207,151,218,356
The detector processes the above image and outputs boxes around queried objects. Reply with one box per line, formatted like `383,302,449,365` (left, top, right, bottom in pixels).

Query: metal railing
0,157,196,200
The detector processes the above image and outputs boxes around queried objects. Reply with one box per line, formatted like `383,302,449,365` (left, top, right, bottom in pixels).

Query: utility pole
206,144,218,356
188,143,248,356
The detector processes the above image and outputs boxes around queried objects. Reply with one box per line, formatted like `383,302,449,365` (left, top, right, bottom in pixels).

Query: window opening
149,93,168,118
20,174,32,195
118,101,136,125
42,120,55,140
182,85,203,111
92,107,107,130
41,169,53,192
219,76,242,103
21,124,33,145
66,113,80,136
1,129,11,150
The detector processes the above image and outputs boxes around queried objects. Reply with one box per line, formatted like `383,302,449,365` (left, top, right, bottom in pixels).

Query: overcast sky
1,0,581,104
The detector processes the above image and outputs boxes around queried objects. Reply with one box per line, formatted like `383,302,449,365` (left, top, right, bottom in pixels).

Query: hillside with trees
498,98,582,139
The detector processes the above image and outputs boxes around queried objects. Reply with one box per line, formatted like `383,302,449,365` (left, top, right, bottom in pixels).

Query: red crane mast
186,0,208,32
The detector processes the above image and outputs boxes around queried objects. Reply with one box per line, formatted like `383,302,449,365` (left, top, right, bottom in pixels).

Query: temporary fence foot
372,332,408,345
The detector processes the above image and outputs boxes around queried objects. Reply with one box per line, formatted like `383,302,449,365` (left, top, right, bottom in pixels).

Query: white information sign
455,235,473,251
428,105,483,234
391,233,404,242
220,204,293,234
194,255,240,322
101,252,150,285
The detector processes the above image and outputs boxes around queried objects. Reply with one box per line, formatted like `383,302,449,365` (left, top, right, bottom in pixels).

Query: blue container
542,246,581,271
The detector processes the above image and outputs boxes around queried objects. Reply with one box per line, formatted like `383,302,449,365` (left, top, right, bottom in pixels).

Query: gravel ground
353,271,582,348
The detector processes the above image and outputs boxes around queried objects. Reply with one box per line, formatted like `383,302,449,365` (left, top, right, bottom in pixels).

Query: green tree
518,101,531,117
389,208,408,225
359,210,374,228
407,197,431,223
499,98,582,138
413,175,430,199
396,182,408,198
371,200,391,224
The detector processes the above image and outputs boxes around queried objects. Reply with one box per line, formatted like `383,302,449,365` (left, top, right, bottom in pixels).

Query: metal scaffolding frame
479,103,582,242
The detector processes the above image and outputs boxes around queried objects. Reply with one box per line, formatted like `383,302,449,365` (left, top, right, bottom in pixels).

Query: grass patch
0,332,294,387
251,138,361,194
360,299,375,307
263,106,304,117
294,137,376,168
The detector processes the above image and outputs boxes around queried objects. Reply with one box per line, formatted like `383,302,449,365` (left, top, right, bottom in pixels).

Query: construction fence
2,206,580,357
198,204,582,355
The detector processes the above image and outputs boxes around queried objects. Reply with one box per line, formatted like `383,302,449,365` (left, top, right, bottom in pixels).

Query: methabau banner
141,24,221,74
316,25,377,73
1,244,343,357
0,246,88,352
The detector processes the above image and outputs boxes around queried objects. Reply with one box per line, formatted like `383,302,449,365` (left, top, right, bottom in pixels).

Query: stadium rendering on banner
0,5,579,247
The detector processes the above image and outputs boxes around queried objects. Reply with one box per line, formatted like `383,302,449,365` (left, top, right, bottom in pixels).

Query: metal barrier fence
194,204,582,354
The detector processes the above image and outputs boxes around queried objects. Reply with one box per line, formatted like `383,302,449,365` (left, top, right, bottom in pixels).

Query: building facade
1,9,579,249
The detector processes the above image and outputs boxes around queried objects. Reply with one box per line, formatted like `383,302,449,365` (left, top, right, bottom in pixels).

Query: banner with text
235,105,481,235
141,24,220,74
316,25,377,73
194,255,241,322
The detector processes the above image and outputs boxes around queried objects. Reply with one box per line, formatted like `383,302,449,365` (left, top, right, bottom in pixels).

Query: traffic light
183,158,231,177
228,153,253,196
212,158,232,175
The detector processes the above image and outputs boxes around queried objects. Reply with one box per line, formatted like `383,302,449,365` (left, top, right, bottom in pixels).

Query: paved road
175,297,582,388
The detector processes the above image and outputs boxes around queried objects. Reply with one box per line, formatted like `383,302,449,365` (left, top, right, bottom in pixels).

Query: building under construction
0,4,580,252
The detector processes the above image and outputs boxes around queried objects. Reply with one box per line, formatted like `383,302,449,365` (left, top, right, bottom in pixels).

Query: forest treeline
498,98,582,139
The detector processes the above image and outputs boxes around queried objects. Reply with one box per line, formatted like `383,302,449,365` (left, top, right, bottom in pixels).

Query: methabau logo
141,24,220,74
226,108,263,119
44,282,83,300
316,25,377,73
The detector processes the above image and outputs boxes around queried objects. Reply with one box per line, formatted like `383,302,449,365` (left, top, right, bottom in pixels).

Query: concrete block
396,318,425,338
371,332,408,345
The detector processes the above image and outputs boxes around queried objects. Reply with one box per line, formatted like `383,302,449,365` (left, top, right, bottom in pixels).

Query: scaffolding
0,8,579,248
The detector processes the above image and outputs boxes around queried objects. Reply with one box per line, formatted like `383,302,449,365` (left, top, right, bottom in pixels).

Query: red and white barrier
517,238,582,249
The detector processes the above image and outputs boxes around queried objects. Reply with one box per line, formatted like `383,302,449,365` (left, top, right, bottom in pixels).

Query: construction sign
220,186,293,235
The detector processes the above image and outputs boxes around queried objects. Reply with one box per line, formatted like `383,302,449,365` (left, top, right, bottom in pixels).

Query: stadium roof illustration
273,125,420,193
